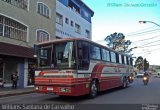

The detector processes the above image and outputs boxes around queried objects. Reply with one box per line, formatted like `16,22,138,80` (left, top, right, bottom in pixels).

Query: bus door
77,41,90,70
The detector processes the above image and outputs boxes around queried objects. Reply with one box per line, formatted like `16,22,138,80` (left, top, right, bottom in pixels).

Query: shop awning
0,42,34,58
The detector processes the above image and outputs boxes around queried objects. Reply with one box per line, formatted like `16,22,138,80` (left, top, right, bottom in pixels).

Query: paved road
0,76,160,106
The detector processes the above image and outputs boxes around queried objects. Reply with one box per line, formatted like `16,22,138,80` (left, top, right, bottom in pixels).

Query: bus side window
77,41,89,69
124,56,127,64
58,52,63,60
119,54,122,64
110,51,116,63
127,57,130,65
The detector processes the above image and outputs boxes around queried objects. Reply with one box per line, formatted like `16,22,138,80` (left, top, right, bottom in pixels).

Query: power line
132,48,160,57
126,29,160,37
125,26,157,35
140,39,160,47
133,35,160,43
95,28,160,43
127,29,160,37
132,52,151,57
140,43,160,48
148,48,160,52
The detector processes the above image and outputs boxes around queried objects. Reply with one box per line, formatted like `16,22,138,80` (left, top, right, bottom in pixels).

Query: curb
0,91,35,98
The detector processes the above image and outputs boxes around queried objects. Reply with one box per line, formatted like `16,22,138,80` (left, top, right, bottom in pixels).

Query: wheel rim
123,79,127,88
91,81,97,96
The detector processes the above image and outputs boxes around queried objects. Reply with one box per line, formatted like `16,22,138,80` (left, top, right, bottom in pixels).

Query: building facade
0,0,56,88
0,0,94,88
149,65,160,74
56,0,94,40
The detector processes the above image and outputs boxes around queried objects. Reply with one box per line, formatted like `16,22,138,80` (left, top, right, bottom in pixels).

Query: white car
154,73,160,78
136,73,144,78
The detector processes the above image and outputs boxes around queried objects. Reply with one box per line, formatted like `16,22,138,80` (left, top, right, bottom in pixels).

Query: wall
0,0,56,47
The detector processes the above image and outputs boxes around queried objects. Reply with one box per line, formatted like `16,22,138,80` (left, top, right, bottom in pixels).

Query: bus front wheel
122,77,128,88
88,80,98,98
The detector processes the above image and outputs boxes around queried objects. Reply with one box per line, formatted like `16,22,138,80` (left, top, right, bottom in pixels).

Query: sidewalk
0,86,35,98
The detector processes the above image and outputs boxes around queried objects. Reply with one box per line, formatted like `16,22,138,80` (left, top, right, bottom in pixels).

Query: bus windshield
38,41,75,69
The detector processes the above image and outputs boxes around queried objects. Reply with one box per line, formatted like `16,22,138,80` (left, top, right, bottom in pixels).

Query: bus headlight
35,86,39,90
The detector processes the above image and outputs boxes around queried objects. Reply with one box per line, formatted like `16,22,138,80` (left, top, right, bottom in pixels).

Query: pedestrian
11,71,18,89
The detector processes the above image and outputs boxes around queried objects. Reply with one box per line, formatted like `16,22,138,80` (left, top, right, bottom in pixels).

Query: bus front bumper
34,83,90,96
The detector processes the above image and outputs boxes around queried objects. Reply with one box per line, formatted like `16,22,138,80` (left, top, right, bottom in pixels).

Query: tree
143,58,149,71
134,56,149,71
104,32,132,53
134,56,143,70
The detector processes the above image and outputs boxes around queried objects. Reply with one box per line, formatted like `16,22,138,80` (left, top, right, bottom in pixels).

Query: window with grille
37,30,50,42
37,2,50,18
2,0,28,10
0,15,27,41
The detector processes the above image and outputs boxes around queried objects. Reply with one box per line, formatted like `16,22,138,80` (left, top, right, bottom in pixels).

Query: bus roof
36,38,132,57
37,38,90,45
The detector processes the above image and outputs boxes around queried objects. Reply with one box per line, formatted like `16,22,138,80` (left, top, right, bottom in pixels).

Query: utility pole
139,21,160,72
143,58,145,72
143,58,144,71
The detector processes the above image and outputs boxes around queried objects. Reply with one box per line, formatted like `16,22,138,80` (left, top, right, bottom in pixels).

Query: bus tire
88,80,98,98
122,77,128,88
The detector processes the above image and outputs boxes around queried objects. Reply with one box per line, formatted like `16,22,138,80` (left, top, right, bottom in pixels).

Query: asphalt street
0,76,160,110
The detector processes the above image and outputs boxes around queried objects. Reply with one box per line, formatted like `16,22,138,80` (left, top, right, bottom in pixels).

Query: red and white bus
34,38,134,98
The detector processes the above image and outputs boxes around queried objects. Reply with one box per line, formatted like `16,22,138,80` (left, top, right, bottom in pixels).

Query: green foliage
104,32,132,53
134,56,149,71
134,56,143,70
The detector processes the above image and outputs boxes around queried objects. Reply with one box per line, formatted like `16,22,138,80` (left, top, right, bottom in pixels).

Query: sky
83,0,160,65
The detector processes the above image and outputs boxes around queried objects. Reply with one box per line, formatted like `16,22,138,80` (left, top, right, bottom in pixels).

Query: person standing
11,72,18,89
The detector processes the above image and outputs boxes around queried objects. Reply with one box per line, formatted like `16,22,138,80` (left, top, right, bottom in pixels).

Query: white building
56,0,94,40
149,65,160,74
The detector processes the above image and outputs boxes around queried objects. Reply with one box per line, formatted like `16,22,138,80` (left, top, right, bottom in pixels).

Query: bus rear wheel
88,80,98,98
